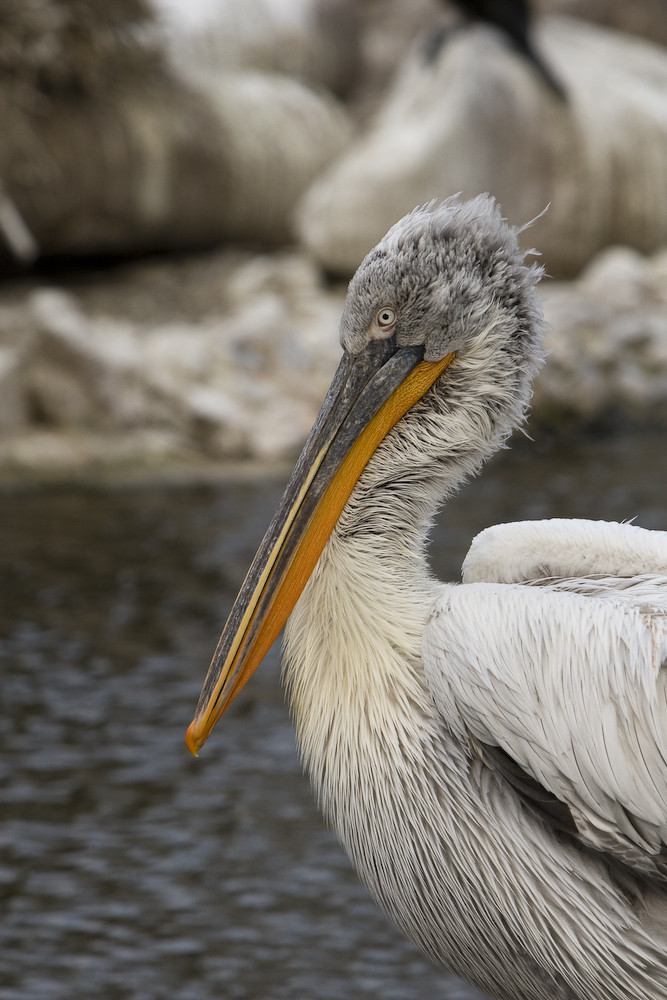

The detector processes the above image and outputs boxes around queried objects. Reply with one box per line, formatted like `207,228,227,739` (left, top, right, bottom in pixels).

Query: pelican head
186,193,545,754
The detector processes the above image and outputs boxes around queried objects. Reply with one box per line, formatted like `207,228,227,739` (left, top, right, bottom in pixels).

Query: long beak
186,337,455,755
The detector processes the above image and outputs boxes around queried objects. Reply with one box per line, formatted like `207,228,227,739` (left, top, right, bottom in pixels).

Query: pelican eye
371,307,397,339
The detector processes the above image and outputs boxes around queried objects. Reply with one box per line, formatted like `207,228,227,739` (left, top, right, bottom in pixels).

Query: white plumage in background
187,195,667,1000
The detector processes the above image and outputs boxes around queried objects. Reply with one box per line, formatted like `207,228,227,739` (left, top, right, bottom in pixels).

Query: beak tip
185,720,202,757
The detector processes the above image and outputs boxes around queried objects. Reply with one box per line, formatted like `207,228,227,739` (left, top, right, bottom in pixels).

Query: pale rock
246,394,319,460
184,385,249,456
579,247,653,309
538,244,667,420
144,324,215,384
27,290,176,430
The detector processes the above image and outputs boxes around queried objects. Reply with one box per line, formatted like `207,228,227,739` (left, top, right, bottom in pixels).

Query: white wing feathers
424,520,667,875
461,518,667,584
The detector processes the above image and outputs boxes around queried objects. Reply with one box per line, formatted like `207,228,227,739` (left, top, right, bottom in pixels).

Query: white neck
284,525,440,791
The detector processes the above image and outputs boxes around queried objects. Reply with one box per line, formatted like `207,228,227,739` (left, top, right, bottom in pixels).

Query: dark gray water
1,429,665,1000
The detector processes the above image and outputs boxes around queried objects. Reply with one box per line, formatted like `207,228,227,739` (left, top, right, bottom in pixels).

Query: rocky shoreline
1,239,665,483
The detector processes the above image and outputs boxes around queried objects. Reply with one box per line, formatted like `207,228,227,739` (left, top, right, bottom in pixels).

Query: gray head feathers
339,193,546,366
334,195,546,522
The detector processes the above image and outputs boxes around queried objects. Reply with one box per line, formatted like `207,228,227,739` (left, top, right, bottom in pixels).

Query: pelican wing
424,573,667,876
461,519,667,585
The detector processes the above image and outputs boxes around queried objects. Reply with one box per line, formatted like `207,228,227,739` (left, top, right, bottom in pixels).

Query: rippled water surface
1,429,664,1000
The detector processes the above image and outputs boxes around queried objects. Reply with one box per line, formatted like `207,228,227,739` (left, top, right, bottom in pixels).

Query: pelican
436,0,566,100
186,195,667,1000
